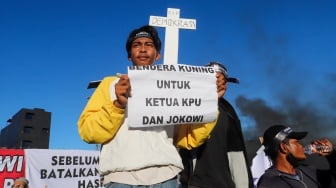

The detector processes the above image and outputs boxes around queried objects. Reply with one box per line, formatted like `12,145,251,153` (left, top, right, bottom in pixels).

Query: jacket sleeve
325,150,336,186
77,76,125,144
173,113,218,150
326,149,336,170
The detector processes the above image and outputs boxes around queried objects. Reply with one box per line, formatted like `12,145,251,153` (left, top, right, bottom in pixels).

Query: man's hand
312,138,334,156
114,74,131,109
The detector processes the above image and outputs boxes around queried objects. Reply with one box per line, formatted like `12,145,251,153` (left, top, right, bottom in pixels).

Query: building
0,108,51,149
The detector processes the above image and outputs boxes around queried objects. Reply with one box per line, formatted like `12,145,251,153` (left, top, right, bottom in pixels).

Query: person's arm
173,113,218,150
311,138,336,187
174,71,225,150
77,77,125,144
325,148,336,175
315,149,336,187
174,68,226,150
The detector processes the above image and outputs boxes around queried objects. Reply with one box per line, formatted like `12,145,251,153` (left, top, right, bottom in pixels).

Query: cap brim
287,131,308,140
227,77,240,84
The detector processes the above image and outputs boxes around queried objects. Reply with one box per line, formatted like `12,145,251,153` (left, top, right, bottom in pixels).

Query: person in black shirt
178,62,254,188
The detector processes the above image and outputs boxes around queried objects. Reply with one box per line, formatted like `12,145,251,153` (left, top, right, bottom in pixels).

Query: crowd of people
77,24,336,188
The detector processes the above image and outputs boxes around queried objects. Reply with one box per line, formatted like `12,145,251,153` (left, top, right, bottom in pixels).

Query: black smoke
235,10,336,162
236,95,336,145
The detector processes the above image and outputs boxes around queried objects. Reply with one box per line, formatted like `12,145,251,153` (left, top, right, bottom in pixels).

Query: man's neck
275,157,296,175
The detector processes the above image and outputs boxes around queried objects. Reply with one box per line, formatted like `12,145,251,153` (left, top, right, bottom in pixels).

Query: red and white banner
0,149,25,188
0,149,103,188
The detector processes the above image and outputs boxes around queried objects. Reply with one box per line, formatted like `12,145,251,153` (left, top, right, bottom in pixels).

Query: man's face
286,138,307,160
128,37,160,66
217,72,227,98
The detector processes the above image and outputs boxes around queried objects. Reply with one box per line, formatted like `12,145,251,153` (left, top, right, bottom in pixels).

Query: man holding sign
78,25,226,188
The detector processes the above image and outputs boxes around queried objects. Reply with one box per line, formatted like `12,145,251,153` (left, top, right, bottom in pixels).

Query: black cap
263,125,308,147
205,62,239,84
126,25,161,58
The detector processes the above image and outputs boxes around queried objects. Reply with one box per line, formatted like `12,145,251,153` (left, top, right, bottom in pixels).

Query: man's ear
279,142,289,154
155,53,161,61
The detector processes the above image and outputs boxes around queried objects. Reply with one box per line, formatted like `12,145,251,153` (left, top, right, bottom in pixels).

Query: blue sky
1,0,335,150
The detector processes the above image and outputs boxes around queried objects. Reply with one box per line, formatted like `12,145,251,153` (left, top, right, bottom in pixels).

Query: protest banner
25,149,102,188
127,64,218,127
0,149,25,188
1,149,102,188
